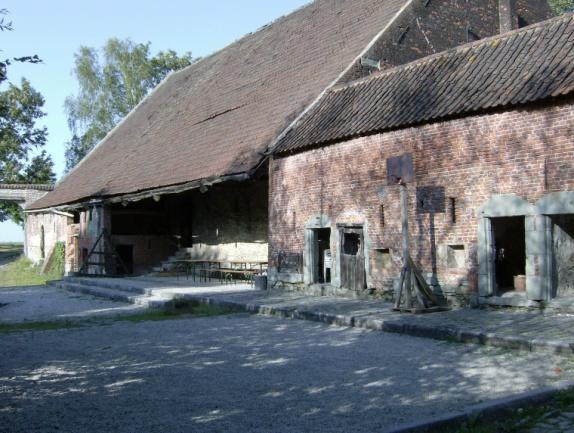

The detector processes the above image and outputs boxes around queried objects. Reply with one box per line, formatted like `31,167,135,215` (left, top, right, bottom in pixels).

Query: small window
380,205,385,227
343,233,361,255
450,197,457,224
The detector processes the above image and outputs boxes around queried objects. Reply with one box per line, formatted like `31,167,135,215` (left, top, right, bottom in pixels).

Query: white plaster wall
25,213,70,264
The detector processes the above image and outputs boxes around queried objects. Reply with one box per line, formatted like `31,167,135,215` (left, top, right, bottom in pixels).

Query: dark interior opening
343,232,361,255
116,245,134,275
316,228,331,283
492,216,526,293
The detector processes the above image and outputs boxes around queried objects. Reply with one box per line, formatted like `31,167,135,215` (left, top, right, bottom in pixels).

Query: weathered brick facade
25,212,73,272
269,98,574,299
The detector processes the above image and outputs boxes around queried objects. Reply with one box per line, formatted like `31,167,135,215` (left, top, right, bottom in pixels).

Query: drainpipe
498,0,515,34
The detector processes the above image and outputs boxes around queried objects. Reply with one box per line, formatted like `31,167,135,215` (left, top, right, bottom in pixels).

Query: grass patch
114,300,234,323
0,256,49,287
0,242,64,288
452,388,574,433
0,320,77,334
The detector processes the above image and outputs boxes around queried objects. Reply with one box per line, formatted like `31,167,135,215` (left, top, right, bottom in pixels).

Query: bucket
514,275,526,292
254,275,268,291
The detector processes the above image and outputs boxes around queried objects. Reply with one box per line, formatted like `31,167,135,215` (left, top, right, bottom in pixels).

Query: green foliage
43,241,65,281
64,38,193,170
548,0,574,14
0,78,55,224
0,320,76,334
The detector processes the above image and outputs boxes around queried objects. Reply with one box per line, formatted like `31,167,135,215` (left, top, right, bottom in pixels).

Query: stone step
50,280,170,309
65,277,153,295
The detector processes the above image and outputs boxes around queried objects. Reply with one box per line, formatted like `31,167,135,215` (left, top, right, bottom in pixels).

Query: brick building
22,0,555,283
268,13,574,305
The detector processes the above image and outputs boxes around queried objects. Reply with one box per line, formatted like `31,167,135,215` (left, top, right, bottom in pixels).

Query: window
343,232,361,255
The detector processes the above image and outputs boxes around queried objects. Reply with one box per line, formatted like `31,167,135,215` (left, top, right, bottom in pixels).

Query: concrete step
65,277,153,295
50,280,170,309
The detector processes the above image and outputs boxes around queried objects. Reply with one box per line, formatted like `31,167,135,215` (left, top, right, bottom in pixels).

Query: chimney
498,0,516,34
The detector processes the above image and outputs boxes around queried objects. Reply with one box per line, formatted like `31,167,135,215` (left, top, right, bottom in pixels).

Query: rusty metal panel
386,154,414,185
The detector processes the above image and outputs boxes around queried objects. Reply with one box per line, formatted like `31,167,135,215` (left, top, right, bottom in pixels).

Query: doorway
310,228,331,283
491,217,526,294
339,226,366,291
115,245,134,275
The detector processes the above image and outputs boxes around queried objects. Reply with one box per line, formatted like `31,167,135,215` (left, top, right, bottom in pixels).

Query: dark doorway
339,226,366,291
115,245,134,275
314,228,331,283
491,217,526,294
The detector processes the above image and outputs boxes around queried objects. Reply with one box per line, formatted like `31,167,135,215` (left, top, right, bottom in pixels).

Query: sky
0,0,310,243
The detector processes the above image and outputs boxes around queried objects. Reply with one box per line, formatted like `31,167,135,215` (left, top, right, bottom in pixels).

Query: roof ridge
331,13,574,93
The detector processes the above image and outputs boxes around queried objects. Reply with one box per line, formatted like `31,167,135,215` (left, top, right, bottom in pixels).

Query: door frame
337,223,367,291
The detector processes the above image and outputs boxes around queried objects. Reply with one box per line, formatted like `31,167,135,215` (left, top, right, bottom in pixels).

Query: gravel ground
2,314,574,433
0,285,144,323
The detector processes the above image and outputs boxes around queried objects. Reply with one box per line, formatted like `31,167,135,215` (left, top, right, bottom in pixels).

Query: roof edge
26,172,250,213
333,12,574,92
264,0,416,156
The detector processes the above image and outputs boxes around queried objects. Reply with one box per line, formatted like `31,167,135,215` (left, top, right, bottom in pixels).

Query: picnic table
174,259,267,284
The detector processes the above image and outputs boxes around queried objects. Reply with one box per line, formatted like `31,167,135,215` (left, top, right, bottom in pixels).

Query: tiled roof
274,14,574,155
30,0,409,210
0,184,54,191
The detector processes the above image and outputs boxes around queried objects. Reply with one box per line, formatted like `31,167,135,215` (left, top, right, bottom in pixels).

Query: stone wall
185,180,268,262
269,98,574,297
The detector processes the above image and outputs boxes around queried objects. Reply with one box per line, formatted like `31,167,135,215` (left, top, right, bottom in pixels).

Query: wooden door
340,227,366,291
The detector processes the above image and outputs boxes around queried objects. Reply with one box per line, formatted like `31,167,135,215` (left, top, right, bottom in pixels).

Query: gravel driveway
0,285,144,323
2,314,574,433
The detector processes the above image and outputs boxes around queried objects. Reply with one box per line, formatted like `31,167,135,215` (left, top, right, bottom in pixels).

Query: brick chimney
498,0,516,33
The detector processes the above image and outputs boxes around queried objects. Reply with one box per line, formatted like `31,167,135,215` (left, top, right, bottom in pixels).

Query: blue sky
0,0,310,242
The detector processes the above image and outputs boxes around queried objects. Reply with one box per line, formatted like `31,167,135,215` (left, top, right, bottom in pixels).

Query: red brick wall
270,99,574,293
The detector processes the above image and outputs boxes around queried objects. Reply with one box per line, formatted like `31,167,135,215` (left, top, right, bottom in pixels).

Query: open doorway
313,228,331,283
491,217,526,294
115,245,134,275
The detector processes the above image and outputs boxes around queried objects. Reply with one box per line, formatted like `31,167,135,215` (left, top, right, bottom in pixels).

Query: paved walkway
2,313,574,433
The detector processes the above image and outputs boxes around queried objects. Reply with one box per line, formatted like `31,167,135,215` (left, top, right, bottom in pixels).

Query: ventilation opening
343,232,361,255
447,245,465,269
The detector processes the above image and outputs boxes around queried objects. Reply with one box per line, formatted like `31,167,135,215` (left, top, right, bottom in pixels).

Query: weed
0,320,77,334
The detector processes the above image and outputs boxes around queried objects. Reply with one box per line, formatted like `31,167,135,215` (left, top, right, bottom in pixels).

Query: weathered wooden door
340,226,366,291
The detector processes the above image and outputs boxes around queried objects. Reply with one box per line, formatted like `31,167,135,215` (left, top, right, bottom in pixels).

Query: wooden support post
400,183,412,308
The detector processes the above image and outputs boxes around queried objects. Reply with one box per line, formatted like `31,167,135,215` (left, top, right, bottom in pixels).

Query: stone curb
177,293,574,355
381,380,574,433
53,279,574,356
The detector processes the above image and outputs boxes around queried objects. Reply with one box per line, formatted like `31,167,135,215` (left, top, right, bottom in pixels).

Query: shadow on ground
1,314,572,433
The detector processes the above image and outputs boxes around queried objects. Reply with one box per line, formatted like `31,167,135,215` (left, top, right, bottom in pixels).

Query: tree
0,78,55,224
0,9,41,84
64,38,193,170
548,0,574,15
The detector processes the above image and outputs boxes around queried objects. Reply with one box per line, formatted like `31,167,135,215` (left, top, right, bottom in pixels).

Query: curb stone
176,294,574,355
382,381,574,433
